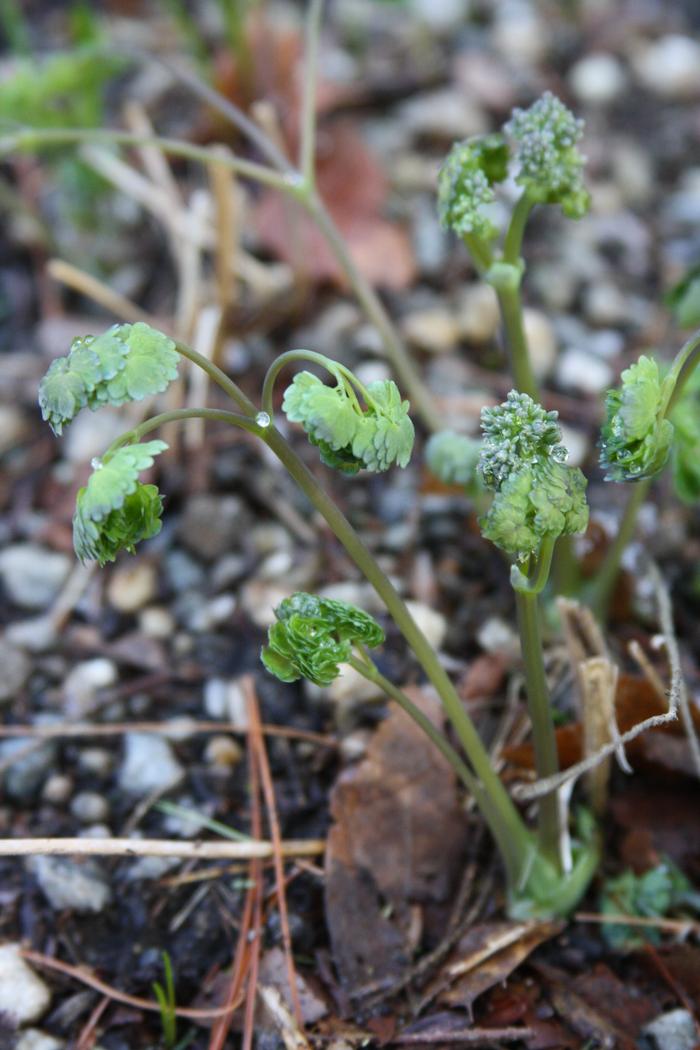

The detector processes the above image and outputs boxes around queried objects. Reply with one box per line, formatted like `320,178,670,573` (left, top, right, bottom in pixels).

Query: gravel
118,732,185,795
28,856,112,913
0,544,71,610
0,944,52,1024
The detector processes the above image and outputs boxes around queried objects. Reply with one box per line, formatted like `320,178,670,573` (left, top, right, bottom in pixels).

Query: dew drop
255,411,271,429
90,457,103,471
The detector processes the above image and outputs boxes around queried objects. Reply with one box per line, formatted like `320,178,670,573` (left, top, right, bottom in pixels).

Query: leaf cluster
261,592,384,686
478,392,588,561
39,323,180,434
599,356,674,483
73,441,167,565
0,46,123,130
600,859,700,950
505,91,589,219
425,430,481,488
437,133,509,240
282,371,414,474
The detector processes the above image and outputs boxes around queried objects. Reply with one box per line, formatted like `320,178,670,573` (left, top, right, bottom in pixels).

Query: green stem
261,425,531,885
502,191,535,266
494,281,539,401
461,232,493,276
173,341,257,416
662,329,700,414
512,538,562,870
300,0,325,187
302,189,442,434
261,348,373,418
130,408,264,443
590,478,650,621
0,126,292,195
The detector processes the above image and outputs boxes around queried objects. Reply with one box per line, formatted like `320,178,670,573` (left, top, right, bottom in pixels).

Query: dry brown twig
0,837,324,860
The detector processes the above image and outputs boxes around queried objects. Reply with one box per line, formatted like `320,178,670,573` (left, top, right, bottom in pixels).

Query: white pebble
569,53,627,105
107,562,158,613
633,35,700,100
118,733,184,795
0,944,51,1024
557,347,613,394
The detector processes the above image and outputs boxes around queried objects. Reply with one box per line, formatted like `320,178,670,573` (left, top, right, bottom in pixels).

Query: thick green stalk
262,425,530,884
590,476,650,622
512,537,562,871
494,280,539,401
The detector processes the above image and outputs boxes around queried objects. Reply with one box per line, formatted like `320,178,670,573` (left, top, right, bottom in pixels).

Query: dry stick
0,720,335,749
76,994,110,1050
629,639,669,701
208,145,240,317
393,1027,534,1045
245,677,304,1030
242,716,265,1050
21,949,242,1022
0,837,324,860
575,912,700,935
208,730,259,1050
45,260,154,325
514,562,684,801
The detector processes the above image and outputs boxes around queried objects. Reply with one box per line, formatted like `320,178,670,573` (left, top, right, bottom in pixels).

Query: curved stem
131,408,264,442
303,189,442,433
261,348,373,418
663,329,700,414
261,425,531,885
495,282,539,400
514,584,562,871
300,0,325,186
173,341,257,416
512,535,556,595
461,232,493,276
0,126,290,194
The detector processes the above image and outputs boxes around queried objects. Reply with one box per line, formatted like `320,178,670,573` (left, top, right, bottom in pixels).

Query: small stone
5,615,57,653
186,592,237,632
0,544,71,610
583,283,630,326
559,424,589,469
203,678,248,726
493,2,546,64
126,855,181,881
399,89,486,142
633,35,700,100
323,663,382,706
77,748,114,777
477,617,519,660
404,600,447,650
339,729,372,762
402,308,459,354
556,347,613,394
456,283,500,343
15,1030,65,1050
138,605,175,639
0,405,28,454
118,732,184,795
569,53,627,106
28,856,111,913
523,309,557,380
179,494,249,561
240,580,291,628
107,562,158,613
42,774,73,805
63,658,118,718
205,735,243,769
0,944,52,1024
0,637,31,704
70,791,110,824
1,739,56,801
643,1009,697,1050
164,548,205,593
410,0,470,32
63,408,125,465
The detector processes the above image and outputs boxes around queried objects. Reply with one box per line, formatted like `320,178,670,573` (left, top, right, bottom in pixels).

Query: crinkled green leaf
425,430,481,487
74,482,163,565
95,323,180,405
261,592,384,686
505,91,589,219
599,355,675,482
479,391,568,491
437,134,508,240
282,372,414,474
79,440,168,524
38,323,180,434
671,396,700,503
480,462,588,562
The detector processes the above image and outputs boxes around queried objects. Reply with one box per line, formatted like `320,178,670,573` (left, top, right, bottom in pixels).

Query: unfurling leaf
72,440,167,564
38,323,180,434
478,391,588,561
505,91,589,219
437,134,508,240
599,355,674,482
282,371,414,474
261,591,385,686
425,430,480,487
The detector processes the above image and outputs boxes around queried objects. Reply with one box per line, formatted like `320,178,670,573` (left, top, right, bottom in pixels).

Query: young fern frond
39,323,180,434
261,592,385,686
598,355,675,483
282,370,414,474
73,441,168,564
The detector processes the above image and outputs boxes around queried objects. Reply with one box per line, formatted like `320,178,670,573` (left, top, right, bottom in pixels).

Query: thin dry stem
0,837,324,860
47,259,154,325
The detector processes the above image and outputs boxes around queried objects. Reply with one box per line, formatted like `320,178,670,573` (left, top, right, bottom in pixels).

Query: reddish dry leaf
611,779,700,874
324,690,468,999
571,963,657,1035
255,122,416,290
458,654,508,702
435,921,562,1010
532,962,634,1050
504,674,700,778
